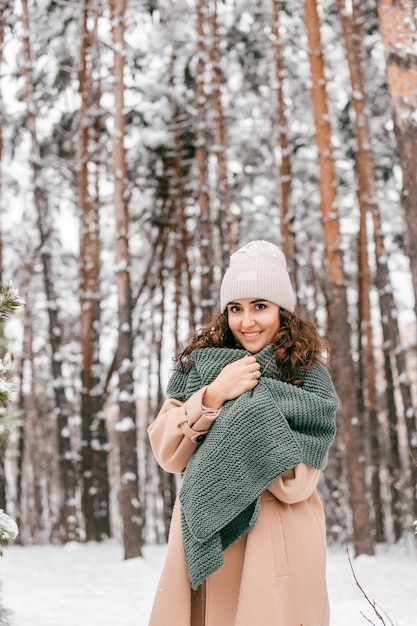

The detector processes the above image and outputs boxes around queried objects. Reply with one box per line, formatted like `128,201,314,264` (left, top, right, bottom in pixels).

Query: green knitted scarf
166,344,339,590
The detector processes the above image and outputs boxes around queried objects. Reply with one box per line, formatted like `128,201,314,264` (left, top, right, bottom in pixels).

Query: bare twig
345,544,387,625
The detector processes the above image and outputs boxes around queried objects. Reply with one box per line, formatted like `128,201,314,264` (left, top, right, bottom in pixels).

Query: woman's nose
242,311,255,327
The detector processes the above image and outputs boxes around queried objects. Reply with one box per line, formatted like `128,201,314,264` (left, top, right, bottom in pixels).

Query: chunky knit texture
166,344,339,590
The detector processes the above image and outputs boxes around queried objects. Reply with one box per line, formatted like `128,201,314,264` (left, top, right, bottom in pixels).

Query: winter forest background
0,0,417,598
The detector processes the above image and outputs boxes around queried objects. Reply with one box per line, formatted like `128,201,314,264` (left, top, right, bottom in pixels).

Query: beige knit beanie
220,240,295,313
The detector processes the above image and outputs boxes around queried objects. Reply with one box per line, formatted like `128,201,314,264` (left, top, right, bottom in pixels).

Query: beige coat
148,387,330,626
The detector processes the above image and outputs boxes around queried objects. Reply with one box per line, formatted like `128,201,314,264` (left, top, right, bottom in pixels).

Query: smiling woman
147,240,339,626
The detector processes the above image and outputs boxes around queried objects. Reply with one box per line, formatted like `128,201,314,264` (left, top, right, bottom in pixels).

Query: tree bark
344,0,417,536
337,0,386,542
21,0,78,542
196,0,215,323
304,0,374,555
78,0,111,542
167,59,197,338
376,0,417,319
109,0,143,559
271,0,297,285
209,0,236,264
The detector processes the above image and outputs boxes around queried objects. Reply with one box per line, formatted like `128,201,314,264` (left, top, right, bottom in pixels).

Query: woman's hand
202,355,261,409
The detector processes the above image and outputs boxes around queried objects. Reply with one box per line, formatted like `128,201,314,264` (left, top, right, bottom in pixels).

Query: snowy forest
0,0,416,581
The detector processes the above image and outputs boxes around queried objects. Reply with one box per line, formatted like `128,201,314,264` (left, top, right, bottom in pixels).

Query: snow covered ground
1,539,416,625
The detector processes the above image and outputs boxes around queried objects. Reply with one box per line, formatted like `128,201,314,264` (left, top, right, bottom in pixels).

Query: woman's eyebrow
227,299,267,305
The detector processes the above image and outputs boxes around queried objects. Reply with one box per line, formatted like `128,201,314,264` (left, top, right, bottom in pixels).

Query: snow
0,511,18,544
1,540,416,625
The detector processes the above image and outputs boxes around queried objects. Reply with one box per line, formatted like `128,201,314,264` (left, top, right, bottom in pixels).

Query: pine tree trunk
19,293,56,543
376,0,417,522
372,192,414,537
304,0,374,555
21,0,78,542
209,0,236,263
14,271,36,537
159,74,197,342
153,285,176,541
109,0,143,559
78,0,111,542
348,0,417,534
271,0,297,285
357,212,385,542
376,0,417,319
170,88,197,335
356,0,415,539
196,0,215,323
337,0,386,542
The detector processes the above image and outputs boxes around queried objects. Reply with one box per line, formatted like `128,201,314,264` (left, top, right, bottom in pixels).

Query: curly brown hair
175,308,330,385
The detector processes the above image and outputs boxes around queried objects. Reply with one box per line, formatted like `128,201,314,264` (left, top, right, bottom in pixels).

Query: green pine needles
0,283,23,543
0,282,24,408
0,283,23,625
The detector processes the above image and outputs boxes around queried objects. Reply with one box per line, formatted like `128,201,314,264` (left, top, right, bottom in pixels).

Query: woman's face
226,298,280,353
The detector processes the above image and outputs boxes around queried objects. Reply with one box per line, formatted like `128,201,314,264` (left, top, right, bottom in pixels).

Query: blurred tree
376,0,417,319
304,0,374,556
195,0,216,324
109,0,143,559
21,0,79,542
271,0,297,285
77,0,111,542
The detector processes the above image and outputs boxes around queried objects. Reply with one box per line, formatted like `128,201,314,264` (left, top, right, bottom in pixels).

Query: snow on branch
0,283,23,551
0,510,18,552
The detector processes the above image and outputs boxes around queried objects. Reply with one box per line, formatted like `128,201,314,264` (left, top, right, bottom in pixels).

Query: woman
148,240,339,626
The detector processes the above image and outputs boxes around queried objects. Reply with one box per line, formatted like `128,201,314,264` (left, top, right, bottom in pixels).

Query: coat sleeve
148,386,220,474
267,462,320,504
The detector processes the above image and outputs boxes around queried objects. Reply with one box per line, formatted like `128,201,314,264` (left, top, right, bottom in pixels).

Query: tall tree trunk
172,121,197,338
374,205,417,529
18,276,58,543
109,0,143,559
271,0,297,286
196,0,215,322
78,0,110,542
209,0,236,264
21,0,78,542
338,0,417,540
376,0,417,319
153,265,176,541
169,58,197,335
337,0,386,542
304,0,374,555
376,0,417,523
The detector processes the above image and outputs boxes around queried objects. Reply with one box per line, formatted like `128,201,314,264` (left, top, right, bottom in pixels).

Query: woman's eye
255,303,266,310
229,305,240,313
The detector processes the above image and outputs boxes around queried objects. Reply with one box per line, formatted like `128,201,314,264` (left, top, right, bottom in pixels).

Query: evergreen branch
0,408,23,447
0,510,18,550
0,283,25,325
0,283,24,408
